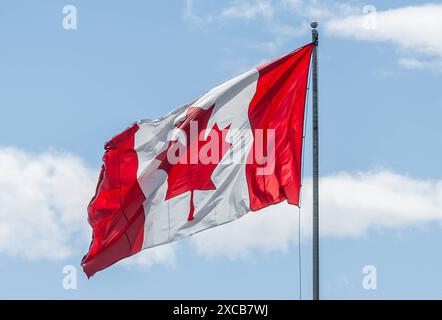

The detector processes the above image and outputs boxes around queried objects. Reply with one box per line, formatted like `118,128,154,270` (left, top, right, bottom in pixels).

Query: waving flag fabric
82,43,313,277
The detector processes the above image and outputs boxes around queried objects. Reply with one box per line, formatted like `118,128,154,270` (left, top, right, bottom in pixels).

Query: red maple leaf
156,105,231,221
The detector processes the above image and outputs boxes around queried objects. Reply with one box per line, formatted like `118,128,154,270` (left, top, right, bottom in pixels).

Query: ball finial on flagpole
311,21,319,46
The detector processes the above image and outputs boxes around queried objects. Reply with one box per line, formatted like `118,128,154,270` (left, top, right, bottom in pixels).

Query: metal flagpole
311,21,320,301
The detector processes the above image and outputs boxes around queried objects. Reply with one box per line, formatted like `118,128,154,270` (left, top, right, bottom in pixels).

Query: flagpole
311,21,320,301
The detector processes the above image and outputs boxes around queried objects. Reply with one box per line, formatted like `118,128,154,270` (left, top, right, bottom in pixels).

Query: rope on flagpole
298,206,302,300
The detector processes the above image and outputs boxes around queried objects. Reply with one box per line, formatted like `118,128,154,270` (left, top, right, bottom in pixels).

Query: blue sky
1,0,442,299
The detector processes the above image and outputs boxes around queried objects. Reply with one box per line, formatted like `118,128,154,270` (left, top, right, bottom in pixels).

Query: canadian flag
82,43,313,277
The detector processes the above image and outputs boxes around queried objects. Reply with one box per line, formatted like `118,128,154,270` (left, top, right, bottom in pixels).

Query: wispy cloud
182,0,359,52
398,58,442,73
183,0,276,24
183,1,442,71
120,244,176,269
183,0,214,24
372,68,394,78
221,0,275,20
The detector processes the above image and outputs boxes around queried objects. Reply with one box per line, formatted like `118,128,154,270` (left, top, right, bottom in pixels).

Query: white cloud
325,4,442,69
192,170,442,258
0,147,176,269
326,4,442,57
2,147,442,265
314,170,442,236
0,147,96,260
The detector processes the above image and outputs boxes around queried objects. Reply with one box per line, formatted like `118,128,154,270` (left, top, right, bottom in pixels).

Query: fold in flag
82,43,313,277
